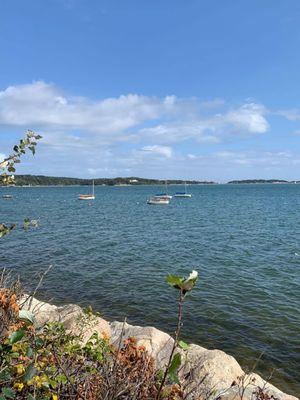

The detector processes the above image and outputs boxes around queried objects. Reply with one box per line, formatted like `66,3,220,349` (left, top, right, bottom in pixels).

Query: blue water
0,184,299,396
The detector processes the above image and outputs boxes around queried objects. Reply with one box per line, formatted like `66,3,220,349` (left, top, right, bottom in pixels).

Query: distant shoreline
1,175,300,187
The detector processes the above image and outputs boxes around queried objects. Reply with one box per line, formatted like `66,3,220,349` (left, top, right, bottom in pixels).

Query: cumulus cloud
0,81,176,135
0,81,274,177
221,103,269,134
0,82,269,144
138,103,269,144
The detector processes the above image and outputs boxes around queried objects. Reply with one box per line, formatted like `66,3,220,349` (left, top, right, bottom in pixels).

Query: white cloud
0,81,176,135
138,103,268,145
199,150,294,167
0,81,274,178
221,103,269,134
277,109,300,121
0,82,269,145
141,145,173,158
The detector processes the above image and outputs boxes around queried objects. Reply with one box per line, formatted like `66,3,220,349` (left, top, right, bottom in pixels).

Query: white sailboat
147,196,170,205
78,180,95,200
174,182,192,198
155,180,172,199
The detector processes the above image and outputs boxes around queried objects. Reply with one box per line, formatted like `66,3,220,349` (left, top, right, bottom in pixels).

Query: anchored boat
174,182,192,198
147,196,170,205
78,180,95,200
155,180,172,199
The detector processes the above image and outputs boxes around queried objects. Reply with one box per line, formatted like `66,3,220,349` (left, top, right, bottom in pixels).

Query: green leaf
168,353,181,384
180,270,198,293
7,166,15,173
166,270,198,293
178,340,189,350
23,364,37,382
9,329,24,344
23,218,30,230
35,337,44,348
56,373,67,384
29,146,35,155
26,346,34,358
2,387,15,399
166,275,183,287
26,394,35,400
49,379,58,389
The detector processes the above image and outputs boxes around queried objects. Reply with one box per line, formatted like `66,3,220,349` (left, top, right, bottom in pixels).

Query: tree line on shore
3,175,299,186
8,175,216,186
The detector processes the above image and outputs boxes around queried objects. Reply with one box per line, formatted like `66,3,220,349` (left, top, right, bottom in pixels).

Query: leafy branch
0,130,42,238
156,270,198,399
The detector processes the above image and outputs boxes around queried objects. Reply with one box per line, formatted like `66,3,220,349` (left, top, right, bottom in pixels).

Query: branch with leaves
156,270,198,399
0,130,42,238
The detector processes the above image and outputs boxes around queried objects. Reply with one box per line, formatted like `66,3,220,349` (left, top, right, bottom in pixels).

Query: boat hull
155,194,172,199
174,193,192,198
147,197,169,205
78,195,95,200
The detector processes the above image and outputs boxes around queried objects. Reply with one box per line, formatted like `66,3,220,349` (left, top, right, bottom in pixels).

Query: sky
1,0,300,181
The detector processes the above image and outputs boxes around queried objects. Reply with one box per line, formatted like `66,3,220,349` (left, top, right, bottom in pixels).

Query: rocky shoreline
22,296,298,400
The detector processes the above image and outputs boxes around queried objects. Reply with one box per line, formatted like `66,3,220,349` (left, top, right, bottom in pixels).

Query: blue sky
1,0,300,181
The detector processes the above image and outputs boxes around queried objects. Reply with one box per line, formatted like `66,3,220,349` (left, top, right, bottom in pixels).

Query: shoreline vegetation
0,266,298,399
1,174,300,187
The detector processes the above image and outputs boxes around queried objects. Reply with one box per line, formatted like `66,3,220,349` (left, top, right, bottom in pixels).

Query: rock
215,380,298,400
110,321,174,368
181,344,244,399
21,296,62,326
19,297,298,400
21,296,111,342
238,373,298,400
66,313,111,344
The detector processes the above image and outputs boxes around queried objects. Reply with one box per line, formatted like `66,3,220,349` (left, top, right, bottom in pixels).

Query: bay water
1,184,299,395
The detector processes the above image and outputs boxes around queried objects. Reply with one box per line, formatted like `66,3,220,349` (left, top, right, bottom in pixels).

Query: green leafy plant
156,270,198,399
0,130,42,238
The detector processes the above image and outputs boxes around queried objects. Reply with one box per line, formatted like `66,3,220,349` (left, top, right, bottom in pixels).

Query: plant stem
156,289,184,399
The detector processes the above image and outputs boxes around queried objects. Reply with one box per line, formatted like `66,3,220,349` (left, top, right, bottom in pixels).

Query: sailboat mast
92,180,94,196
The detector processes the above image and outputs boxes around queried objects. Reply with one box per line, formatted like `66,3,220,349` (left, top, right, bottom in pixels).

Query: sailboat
174,182,192,198
78,180,95,200
147,196,170,205
155,180,172,199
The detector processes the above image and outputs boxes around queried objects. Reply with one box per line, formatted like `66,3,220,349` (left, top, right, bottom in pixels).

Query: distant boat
174,182,192,198
147,196,170,205
2,194,13,199
78,180,95,200
155,180,172,199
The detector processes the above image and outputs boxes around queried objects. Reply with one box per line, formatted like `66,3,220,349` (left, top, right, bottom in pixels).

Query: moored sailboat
147,196,170,205
155,180,172,199
78,180,95,200
174,182,192,198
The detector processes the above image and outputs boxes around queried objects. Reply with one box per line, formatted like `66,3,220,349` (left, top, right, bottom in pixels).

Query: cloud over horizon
0,80,296,180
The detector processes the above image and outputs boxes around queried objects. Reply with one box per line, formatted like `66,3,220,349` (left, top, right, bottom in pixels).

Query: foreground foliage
0,271,199,400
0,131,42,238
